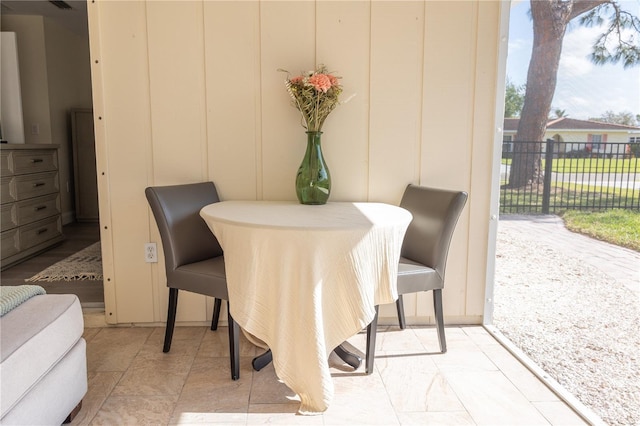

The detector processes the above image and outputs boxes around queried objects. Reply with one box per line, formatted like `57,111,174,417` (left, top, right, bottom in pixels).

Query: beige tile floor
71,313,587,425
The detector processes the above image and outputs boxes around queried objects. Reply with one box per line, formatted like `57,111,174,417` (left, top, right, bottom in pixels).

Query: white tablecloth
200,201,411,414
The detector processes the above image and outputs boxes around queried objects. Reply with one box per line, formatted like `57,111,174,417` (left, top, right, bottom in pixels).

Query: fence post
542,139,554,214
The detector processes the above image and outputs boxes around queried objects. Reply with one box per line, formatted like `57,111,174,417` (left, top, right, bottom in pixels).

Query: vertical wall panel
147,0,209,322
316,1,371,201
369,1,425,320
260,1,315,201
204,1,261,201
422,1,475,188
147,1,207,184
96,0,154,323
369,1,424,204
414,1,478,320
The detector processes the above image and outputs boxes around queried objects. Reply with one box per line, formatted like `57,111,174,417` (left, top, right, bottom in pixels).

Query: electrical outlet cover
144,242,157,263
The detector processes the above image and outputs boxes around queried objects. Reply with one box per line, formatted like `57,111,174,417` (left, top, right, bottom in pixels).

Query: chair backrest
145,182,223,274
400,184,468,280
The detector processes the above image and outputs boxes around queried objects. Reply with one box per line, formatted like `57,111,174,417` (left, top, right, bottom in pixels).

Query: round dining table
200,200,411,414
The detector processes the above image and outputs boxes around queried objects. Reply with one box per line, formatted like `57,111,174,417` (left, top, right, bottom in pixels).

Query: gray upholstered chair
145,182,240,380
365,184,468,374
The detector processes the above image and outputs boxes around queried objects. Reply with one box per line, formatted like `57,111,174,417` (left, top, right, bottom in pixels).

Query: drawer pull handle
34,206,47,211
36,228,48,235
32,182,46,187
31,158,44,163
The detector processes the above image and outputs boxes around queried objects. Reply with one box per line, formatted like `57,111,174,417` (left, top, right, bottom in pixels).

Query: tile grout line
483,325,605,426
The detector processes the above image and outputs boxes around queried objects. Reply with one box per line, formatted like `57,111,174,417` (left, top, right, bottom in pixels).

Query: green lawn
500,156,639,250
499,181,640,214
552,157,638,173
501,157,638,173
560,209,640,252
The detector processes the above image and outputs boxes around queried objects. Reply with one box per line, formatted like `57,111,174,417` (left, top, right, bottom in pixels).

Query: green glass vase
295,131,331,205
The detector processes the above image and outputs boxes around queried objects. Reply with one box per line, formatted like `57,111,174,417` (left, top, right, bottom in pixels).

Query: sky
506,0,640,120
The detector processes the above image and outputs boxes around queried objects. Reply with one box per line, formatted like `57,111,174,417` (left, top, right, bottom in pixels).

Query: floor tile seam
135,350,200,362
486,353,562,405
109,386,185,398
78,371,117,424
406,325,441,354
169,347,201,423
392,408,472,414
90,338,147,395
85,370,123,425
380,378,405,426
88,366,136,374
432,370,505,426
460,328,564,410
460,346,511,374
533,403,577,426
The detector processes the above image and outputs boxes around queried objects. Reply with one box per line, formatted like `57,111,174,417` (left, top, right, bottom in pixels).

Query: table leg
333,344,362,369
252,349,272,371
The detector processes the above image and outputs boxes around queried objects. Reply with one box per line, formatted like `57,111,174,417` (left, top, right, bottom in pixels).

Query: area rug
25,242,102,282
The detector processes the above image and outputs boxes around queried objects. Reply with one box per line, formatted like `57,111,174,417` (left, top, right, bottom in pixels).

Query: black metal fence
500,141,640,213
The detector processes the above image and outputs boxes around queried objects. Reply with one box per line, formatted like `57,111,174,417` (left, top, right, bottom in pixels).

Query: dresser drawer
1,228,20,260
14,171,59,201
19,216,62,252
1,203,17,232
0,152,10,177
0,173,60,204
7,149,58,176
16,193,61,226
0,176,15,204
0,146,62,269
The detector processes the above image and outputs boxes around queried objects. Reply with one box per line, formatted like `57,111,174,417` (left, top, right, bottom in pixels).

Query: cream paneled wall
87,0,506,326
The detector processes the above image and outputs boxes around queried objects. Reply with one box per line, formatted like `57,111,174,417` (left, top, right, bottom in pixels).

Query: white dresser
1,144,64,270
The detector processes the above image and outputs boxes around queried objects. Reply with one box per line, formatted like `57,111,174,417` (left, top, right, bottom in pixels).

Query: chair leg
227,301,240,380
211,298,222,330
365,306,379,375
396,294,407,329
163,288,179,353
433,289,447,353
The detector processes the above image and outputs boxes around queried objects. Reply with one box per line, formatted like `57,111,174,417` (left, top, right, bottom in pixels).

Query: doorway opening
0,1,101,307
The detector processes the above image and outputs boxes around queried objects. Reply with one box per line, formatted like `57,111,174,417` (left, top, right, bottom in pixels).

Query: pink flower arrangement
279,65,343,132
308,74,332,93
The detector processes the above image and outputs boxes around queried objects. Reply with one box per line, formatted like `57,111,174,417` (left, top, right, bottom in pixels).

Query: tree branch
569,0,610,20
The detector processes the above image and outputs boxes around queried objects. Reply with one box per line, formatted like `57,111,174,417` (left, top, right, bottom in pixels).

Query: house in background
503,117,640,157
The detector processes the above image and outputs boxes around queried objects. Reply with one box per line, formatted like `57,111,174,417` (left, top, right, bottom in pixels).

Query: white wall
0,16,52,145
43,18,94,223
0,32,25,144
1,15,93,224
88,0,507,326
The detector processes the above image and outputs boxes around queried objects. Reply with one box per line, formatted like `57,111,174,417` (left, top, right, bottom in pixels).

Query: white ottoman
0,293,87,425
